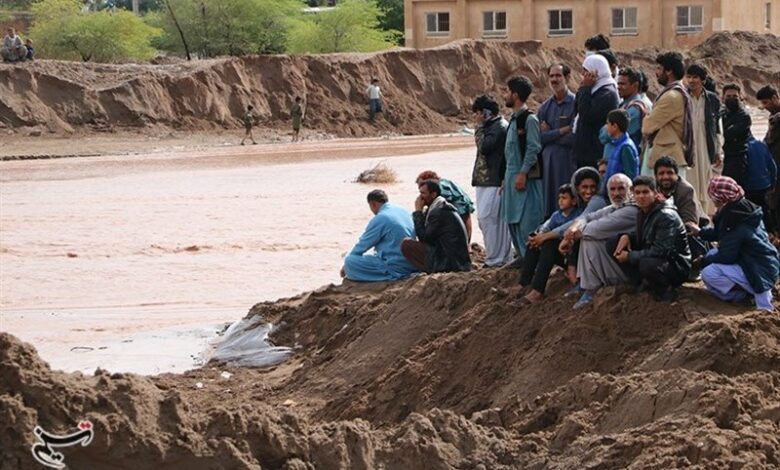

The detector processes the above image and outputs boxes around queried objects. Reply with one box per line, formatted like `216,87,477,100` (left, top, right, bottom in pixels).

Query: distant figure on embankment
240,105,257,145
290,96,304,142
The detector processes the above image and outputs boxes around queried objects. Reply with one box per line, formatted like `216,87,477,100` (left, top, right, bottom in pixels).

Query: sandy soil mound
1,32,777,138
2,266,779,468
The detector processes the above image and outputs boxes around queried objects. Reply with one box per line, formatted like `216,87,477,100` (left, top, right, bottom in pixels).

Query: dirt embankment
2,267,779,469
1,31,778,139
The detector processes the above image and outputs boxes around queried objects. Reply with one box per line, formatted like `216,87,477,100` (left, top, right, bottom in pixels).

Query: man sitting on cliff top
341,190,418,282
2,28,28,63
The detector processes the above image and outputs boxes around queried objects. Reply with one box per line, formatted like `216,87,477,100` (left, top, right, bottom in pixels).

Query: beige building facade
404,0,780,49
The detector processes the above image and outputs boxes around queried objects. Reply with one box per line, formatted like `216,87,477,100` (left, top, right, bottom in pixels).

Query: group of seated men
2,28,34,63
340,171,474,282
342,165,779,313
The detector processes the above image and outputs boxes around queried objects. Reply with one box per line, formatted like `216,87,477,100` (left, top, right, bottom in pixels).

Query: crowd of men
341,34,780,312
2,28,33,63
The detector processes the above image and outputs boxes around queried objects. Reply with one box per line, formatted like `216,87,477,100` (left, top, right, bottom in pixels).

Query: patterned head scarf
707,176,744,206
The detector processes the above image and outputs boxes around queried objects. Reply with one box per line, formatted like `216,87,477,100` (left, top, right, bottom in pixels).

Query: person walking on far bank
240,105,257,145
366,78,383,123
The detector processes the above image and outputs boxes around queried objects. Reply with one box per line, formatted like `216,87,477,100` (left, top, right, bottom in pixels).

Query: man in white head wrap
573,54,620,169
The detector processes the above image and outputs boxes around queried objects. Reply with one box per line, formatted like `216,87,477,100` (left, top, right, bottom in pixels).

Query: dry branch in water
355,161,398,184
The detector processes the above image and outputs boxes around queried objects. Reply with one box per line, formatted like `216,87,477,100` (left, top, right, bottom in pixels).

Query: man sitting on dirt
2,28,27,63
341,190,418,282
415,170,475,242
692,177,779,312
613,176,691,302
654,156,710,280
401,180,471,273
561,173,639,309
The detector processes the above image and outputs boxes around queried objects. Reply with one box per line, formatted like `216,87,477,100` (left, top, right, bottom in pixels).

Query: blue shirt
350,203,416,276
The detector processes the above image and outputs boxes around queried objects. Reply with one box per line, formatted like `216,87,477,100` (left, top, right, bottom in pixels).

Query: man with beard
685,64,722,215
538,63,577,217
401,180,471,273
471,95,512,266
613,176,691,301
642,52,694,179
560,174,639,309
502,76,544,262
756,85,780,232
721,84,751,188
654,156,709,280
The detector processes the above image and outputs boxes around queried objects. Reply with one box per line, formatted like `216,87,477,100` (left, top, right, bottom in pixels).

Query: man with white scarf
573,54,620,169
401,179,471,273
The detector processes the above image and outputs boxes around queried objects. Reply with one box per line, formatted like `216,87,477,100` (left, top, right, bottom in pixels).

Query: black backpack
514,109,543,180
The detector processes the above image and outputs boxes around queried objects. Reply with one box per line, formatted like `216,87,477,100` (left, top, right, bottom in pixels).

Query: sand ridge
1,267,779,468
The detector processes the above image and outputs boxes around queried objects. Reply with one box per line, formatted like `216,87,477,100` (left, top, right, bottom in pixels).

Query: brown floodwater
0,136,480,374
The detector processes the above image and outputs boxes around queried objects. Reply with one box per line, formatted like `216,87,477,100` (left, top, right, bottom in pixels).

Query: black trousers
722,152,748,188
519,239,578,294
606,236,685,296
746,189,772,230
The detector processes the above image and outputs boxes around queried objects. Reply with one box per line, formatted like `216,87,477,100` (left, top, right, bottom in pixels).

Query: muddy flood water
0,136,480,374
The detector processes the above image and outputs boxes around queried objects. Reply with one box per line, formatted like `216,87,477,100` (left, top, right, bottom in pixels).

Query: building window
676,5,704,33
483,11,507,37
611,7,638,35
548,9,573,36
426,12,450,36
766,2,772,29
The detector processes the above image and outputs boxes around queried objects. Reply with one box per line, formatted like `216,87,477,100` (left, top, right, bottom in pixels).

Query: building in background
404,0,779,49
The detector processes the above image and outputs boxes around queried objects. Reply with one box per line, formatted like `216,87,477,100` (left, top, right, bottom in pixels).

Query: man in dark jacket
613,176,691,301
471,94,511,266
756,85,780,233
696,176,779,312
685,64,722,215
721,84,752,187
744,137,777,230
401,180,471,273
573,54,620,168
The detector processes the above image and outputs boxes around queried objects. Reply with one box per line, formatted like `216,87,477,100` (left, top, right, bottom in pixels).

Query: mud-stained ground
2,266,779,469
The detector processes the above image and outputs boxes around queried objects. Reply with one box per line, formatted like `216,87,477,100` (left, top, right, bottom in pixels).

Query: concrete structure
404,0,779,49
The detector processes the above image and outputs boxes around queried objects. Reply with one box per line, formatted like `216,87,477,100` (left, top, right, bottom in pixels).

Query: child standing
604,109,639,184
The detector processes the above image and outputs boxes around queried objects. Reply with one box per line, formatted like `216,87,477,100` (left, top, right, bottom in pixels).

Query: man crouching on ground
401,180,471,273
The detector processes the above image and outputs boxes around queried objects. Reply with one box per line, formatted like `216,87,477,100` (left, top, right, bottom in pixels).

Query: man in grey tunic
561,173,638,309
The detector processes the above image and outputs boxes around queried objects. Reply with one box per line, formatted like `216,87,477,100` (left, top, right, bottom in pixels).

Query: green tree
30,0,161,61
287,0,398,53
376,0,403,44
147,0,300,58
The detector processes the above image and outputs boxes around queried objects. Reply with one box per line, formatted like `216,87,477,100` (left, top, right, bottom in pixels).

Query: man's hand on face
581,71,597,88
415,195,425,212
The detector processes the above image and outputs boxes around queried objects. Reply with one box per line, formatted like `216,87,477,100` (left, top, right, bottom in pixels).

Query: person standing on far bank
366,78,383,124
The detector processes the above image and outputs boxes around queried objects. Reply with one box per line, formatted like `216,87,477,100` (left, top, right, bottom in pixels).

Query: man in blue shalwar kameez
341,190,418,282
502,76,545,262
